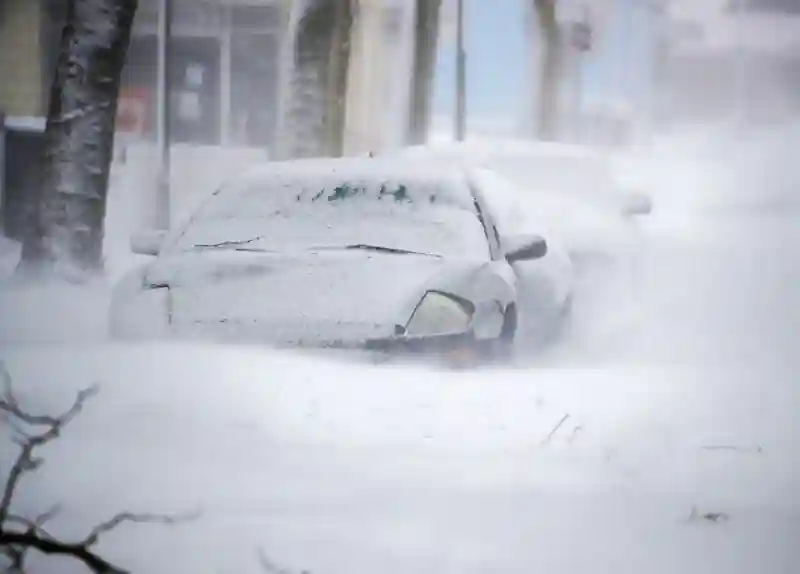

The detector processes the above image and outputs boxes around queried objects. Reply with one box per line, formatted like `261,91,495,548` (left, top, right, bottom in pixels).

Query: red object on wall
116,86,151,136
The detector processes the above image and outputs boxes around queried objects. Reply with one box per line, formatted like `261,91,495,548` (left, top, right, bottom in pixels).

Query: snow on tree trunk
275,0,353,160
407,0,441,145
18,0,138,279
534,0,562,141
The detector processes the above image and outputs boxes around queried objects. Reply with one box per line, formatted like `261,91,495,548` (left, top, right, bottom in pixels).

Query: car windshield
167,173,491,260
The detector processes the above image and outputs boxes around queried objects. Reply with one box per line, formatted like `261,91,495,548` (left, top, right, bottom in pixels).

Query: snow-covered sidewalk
0,342,796,573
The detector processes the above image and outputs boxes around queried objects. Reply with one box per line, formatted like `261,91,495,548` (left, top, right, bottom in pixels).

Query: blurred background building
657,0,800,126
4,0,800,153
120,0,285,147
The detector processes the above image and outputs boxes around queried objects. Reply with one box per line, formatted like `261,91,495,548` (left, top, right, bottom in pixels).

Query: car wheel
479,305,517,363
441,306,517,368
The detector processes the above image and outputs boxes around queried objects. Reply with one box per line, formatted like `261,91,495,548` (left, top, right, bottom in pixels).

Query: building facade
1,0,429,155
0,0,62,118
273,0,418,159
122,0,286,147
658,0,800,126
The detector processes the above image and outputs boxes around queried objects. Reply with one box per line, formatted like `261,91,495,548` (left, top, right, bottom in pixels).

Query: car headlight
404,291,473,337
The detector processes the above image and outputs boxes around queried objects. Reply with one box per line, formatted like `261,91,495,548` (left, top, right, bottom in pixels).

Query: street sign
116,87,150,136
571,20,592,51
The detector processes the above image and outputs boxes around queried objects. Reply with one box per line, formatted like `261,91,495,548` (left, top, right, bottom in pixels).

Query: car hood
144,250,483,344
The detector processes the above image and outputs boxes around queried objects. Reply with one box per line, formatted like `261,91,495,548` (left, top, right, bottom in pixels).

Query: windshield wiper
193,236,266,249
192,240,440,257
338,244,441,257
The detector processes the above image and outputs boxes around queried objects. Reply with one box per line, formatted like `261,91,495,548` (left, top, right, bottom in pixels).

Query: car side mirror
130,229,167,256
621,190,653,216
504,234,548,263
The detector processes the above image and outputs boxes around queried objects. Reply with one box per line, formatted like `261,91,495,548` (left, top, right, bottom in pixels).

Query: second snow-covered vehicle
110,157,573,357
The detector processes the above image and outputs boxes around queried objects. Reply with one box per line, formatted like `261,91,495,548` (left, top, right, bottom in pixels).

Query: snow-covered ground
0,125,798,573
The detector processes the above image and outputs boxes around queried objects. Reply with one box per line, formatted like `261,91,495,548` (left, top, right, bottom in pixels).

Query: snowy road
0,130,798,573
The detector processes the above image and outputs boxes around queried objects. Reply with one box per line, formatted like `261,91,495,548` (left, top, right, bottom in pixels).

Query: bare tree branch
3,507,60,574
1,509,199,574
0,531,128,573
83,510,201,546
541,413,570,446
0,367,198,573
0,374,98,526
700,444,763,454
7,505,61,535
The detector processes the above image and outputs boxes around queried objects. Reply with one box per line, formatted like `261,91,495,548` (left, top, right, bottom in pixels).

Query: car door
453,185,518,341
470,171,572,340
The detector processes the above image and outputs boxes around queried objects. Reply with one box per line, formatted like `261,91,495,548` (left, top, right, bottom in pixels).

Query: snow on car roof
234,155,470,184
216,156,476,210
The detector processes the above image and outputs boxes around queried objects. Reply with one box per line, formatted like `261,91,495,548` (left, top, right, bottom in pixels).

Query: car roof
232,156,472,188
215,156,481,211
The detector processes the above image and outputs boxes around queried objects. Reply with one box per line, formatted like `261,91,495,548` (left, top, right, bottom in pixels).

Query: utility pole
732,0,747,127
646,0,667,143
570,49,583,142
408,0,442,145
568,4,591,143
454,0,466,141
155,0,173,230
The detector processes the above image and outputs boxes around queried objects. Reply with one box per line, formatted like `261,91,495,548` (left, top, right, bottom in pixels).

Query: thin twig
83,510,201,546
0,373,197,573
6,504,61,534
541,413,570,446
700,445,763,454
686,506,731,524
0,383,98,526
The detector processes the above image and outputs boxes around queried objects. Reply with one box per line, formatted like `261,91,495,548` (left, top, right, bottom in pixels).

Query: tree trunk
279,0,353,159
324,0,354,157
407,0,442,145
533,0,562,141
18,0,138,278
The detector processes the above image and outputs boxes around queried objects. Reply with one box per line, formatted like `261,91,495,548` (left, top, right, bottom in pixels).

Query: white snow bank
0,343,797,574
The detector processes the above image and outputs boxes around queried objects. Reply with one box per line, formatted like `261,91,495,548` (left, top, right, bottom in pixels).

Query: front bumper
114,313,487,361
365,332,476,354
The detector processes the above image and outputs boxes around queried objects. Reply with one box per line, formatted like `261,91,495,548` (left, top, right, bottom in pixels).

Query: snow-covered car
390,139,652,263
110,157,573,356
